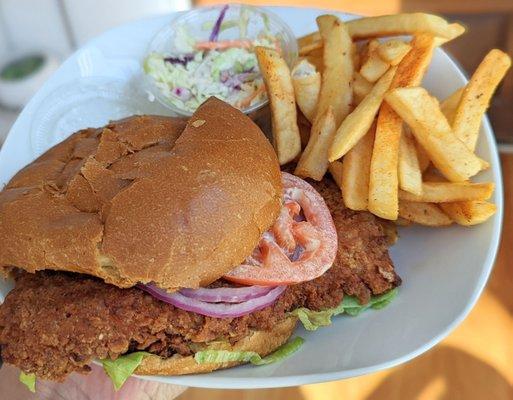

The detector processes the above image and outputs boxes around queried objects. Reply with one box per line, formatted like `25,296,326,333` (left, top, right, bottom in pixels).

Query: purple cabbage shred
164,54,194,67
209,4,229,42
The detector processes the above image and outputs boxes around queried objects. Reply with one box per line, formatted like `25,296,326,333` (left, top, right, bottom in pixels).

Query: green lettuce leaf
292,288,398,330
194,336,304,366
101,351,150,391
19,371,36,393
290,302,346,331
343,288,398,316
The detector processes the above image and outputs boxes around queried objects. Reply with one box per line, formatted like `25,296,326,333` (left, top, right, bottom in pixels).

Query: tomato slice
223,172,338,286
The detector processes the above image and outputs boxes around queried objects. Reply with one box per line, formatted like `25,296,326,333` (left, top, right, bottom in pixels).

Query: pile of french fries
256,13,511,227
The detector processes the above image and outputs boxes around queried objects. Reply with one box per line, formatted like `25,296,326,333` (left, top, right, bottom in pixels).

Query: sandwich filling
0,178,400,381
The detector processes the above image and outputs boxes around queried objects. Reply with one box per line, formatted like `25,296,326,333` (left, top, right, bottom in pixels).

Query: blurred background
0,1,512,399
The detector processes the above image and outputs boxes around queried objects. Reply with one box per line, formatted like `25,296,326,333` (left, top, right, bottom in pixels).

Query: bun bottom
134,317,298,376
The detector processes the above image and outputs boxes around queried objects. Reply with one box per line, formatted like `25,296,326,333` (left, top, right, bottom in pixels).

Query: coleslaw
144,5,281,113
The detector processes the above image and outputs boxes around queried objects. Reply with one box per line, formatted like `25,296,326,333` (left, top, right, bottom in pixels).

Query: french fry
399,181,494,202
377,40,412,66
423,166,497,226
385,87,488,182
352,42,361,71
440,87,464,126
328,160,344,188
368,35,435,219
422,166,445,182
360,51,390,83
346,13,465,42
340,124,375,210
399,201,453,226
388,35,436,87
291,60,321,123
416,141,431,172
353,72,373,105
329,66,396,161
298,31,322,55
305,47,324,74
295,106,336,180
398,129,423,195
439,201,497,226
297,14,465,55
452,49,511,151
315,15,354,127
296,15,353,180
360,40,380,66
256,46,301,165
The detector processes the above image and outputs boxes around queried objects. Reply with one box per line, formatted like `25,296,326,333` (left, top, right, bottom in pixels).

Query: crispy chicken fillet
0,178,399,380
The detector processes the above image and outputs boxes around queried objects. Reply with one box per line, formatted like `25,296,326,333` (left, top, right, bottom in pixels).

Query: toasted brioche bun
135,317,298,376
0,98,282,290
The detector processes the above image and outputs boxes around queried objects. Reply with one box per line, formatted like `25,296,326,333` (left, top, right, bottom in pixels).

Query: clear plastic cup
143,4,298,118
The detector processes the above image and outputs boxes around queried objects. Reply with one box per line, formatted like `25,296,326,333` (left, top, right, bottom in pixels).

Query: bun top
0,98,282,290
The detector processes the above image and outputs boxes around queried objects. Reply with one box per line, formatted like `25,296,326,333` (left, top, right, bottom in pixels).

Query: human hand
0,363,187,400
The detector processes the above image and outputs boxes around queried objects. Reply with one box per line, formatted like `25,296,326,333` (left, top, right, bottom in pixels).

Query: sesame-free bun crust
135,317,298,376
0,98,282,289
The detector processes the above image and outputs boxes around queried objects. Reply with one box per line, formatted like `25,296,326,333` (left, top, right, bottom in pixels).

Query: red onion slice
179,285,274,303
138,283,286,318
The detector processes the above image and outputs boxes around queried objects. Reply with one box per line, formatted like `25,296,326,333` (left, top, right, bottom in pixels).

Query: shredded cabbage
194,336,304,366
19,371,36,393
101,351,150,391
291,289,398,331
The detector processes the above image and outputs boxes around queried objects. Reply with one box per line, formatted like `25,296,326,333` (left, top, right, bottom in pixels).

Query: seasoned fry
297,14,500,228
452,49,511,151
440,87,464,126
329,66,396,161
360,40,380,66
377,40,412,66
340,125,375,210
369,35,435,219
399,129,423,195
328,160,344,188
353,72,373,105
305,47,324,74
389,35,436,87
297,15,353,180
298,31,322,55
385,87,488,182
440,201,497,226
315,15,354,127
360,51,390,83
291,59,321,123
399,201,453,226
423,167,497,226
256,46,301,165
295,106,336,180
352,42,361,70
297,14,464,55
416,141,431,172
399,181,494,203
346,13,465,41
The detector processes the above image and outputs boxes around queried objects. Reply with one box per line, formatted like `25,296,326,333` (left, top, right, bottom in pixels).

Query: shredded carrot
195,40,253,50
236,84,266,109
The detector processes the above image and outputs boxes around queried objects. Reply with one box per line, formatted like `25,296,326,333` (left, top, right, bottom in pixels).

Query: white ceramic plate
0,7,503,389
